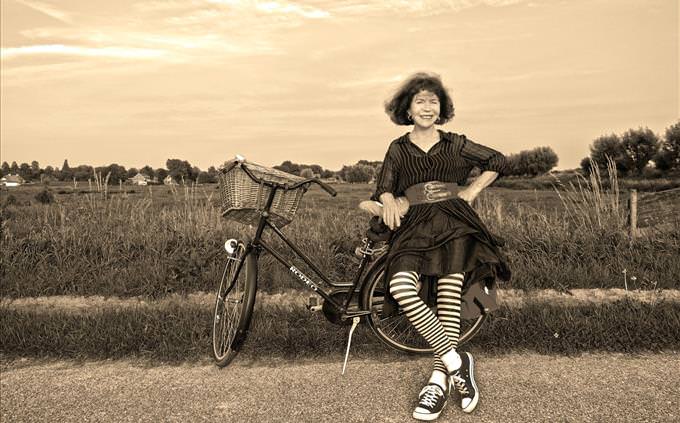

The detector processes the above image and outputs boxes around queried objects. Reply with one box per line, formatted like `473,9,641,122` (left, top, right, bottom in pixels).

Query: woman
372,72,511,421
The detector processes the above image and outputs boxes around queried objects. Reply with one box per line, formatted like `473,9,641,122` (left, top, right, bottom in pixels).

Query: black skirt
381,198,511,319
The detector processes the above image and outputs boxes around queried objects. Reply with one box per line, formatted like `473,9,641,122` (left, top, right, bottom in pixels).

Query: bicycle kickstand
341,316,361,375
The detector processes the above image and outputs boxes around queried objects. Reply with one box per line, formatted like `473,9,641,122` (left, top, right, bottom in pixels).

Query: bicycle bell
224,239,238,254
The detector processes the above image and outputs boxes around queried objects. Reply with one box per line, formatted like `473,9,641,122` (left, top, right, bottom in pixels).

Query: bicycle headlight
224,239,238,254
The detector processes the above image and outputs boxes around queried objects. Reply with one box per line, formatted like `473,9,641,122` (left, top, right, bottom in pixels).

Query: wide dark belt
405,181,459,205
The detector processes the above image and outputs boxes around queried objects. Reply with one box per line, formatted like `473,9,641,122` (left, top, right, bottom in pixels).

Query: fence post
628,189,638,239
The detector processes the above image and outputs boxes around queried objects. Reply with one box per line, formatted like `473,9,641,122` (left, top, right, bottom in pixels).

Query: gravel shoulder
2,352,679,422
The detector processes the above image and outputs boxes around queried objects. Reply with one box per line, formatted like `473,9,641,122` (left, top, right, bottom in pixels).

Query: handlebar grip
287,178,337,196
316,179,337,197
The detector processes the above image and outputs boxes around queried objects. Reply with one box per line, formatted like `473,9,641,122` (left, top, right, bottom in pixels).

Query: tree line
4,120,677,185
0,149,565,184
580,121,680,176
0,159,222,185
274,160,381,183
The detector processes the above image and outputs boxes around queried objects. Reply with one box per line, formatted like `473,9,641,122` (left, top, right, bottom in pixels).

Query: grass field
1,178,678,298
1,174,679,360
2,290,679,360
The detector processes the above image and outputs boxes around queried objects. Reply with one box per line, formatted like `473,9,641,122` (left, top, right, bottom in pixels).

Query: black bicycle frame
242,181,376,315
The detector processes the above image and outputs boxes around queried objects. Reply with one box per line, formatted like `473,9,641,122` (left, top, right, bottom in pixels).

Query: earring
407,114,413,123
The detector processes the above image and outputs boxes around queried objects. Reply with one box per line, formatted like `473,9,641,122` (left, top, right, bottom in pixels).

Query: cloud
197,0,331,21
0,60,168,87
13,0,72,23
1,44,167,60
486,68,606,82
318,0,528,16
331,74,407,88
16,25,281,59
133,0,202,12
255,1,330,18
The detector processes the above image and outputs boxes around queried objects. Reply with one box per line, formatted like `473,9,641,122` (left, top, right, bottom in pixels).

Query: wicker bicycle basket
218,158,309,228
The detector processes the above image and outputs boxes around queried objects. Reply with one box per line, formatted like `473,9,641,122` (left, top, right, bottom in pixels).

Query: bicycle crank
321,289,359,326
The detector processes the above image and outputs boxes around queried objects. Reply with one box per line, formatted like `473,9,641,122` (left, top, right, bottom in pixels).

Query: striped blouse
371,129,507,201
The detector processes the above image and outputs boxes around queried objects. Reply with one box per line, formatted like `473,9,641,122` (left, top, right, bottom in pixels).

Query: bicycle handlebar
240,163,337,197
288,178,337,196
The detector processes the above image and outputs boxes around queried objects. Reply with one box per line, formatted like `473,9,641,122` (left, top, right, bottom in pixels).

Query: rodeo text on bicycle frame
256,238,346,310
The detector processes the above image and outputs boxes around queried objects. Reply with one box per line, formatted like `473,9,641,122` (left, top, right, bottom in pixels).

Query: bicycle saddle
359,197,408,243
366,216,391,242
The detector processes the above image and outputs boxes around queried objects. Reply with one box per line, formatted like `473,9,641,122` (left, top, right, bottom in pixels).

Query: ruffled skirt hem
380,200,511,319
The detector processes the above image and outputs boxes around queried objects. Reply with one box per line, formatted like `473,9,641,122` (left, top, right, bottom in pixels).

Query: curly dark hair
384,72,455,126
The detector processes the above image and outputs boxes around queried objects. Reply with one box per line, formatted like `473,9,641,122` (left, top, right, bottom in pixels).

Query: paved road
2,353,679,422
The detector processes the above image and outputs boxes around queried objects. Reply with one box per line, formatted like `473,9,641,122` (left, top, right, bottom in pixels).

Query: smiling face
408,90,441,129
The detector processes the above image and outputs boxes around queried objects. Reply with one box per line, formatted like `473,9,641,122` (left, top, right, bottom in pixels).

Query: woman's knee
389,271,419,297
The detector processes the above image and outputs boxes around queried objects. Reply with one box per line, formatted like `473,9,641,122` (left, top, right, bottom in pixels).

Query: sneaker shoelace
451,371,470,396
419,385,444,408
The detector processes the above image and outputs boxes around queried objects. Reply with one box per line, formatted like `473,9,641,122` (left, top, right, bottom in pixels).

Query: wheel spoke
212,242,254,366
380,315,407,334
364,265,485,353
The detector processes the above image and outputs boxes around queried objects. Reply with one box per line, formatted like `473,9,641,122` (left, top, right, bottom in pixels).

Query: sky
1,0,678,171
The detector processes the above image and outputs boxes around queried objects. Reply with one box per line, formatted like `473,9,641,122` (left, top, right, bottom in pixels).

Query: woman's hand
459,171,499,205
456,188,479,205
379,192,401,230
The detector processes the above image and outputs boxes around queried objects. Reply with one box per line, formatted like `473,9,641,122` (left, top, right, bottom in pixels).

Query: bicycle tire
360,255,487,354
212,238,258,367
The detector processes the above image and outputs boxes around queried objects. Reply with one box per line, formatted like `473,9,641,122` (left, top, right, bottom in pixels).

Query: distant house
321,176,342,184
163,175,178,185
1,174,24,187
129,173,151,186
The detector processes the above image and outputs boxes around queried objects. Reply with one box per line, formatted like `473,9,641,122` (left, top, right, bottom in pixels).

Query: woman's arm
457,135,506,203
372,143,404,230
458,170,499,204
371,144,398,202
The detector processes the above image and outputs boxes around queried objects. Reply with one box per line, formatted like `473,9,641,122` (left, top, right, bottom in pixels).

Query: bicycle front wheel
212,239,257,367
361,256,487,354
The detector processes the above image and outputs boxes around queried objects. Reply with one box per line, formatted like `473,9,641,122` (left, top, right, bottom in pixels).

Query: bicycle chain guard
322,289,359,326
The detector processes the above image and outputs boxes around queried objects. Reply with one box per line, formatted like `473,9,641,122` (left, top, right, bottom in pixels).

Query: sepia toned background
1,0,678,171
3,3,680,422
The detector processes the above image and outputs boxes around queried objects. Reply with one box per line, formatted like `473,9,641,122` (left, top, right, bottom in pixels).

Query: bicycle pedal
306,296,322,312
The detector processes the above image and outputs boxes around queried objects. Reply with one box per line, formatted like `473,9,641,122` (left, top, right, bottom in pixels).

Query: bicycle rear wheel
212,239,258,367
361,256,487,354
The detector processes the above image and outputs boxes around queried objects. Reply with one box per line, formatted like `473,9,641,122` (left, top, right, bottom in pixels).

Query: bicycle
211,157,488,369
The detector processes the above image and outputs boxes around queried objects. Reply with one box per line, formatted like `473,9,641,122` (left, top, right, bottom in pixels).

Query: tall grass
473,158,679,291
553,158,623,231
2,167,679,298
495,171,680,192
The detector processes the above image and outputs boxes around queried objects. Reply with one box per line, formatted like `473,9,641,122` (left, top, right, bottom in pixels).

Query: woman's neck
409,126,439,144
